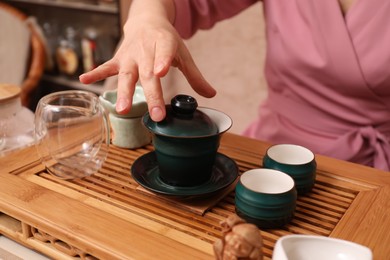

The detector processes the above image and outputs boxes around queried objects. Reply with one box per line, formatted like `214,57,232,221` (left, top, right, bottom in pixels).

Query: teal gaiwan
143,94,232,187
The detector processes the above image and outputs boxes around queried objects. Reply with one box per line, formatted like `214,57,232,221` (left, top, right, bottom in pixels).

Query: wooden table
0,133,389,259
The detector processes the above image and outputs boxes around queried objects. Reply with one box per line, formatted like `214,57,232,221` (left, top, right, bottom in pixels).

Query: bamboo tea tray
0,133,389,259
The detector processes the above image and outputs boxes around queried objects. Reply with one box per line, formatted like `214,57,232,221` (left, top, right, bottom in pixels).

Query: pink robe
173,0,390,171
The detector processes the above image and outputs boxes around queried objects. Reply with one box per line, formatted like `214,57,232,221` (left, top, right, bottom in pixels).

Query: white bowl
272,235,372,260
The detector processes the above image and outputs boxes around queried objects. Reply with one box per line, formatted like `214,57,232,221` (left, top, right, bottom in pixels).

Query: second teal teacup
235,168,297,229
263,144,317,195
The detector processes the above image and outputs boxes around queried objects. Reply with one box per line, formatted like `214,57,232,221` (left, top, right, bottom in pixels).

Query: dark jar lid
143,94,219,137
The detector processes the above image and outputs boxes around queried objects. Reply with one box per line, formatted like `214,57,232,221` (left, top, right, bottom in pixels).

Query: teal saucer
131,151,238,199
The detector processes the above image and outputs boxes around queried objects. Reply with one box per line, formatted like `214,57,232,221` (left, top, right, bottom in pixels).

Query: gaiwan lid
143,95,219,137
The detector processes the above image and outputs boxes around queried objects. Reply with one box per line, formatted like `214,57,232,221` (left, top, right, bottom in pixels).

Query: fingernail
154,62,165,74
116,97,128,113
79,74,85,81
151,106,164,121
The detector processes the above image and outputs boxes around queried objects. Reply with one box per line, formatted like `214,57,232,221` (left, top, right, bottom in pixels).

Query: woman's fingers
153,32,178,77
176,43,217,98
80,22,214,123
139,39,166,122
116,61,139,115
79,60,119,84
152,29,215,99
141,76,166,122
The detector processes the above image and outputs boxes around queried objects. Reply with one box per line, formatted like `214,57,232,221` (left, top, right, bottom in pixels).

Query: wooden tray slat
13,144,359,259
3,140,365,260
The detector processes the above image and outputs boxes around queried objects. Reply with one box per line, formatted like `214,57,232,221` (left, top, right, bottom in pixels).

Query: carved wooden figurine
213,215,263,260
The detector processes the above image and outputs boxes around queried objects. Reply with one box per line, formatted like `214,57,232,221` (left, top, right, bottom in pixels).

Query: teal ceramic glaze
131,152,238,199
152,134,220,186
235,169,297,229
99,86,151,149
145,95,219,137
143,94,232,187
263,144,317,195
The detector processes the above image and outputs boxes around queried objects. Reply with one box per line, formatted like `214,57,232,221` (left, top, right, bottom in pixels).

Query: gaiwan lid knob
171,94,198,116
143,94,219,137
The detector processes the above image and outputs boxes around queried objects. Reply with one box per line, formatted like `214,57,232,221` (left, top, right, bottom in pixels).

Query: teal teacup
263,144,317,195
235,168,297,229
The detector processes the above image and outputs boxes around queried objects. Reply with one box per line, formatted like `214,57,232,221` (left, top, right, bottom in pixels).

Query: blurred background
1,0,267,135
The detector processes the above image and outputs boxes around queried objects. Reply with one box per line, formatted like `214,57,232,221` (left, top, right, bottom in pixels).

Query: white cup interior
240,169,295,194
198,107,232,134
272,235,373,260
267,144,314,165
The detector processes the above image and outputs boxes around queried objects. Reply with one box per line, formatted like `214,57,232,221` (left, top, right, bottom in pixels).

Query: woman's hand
79,0,216,122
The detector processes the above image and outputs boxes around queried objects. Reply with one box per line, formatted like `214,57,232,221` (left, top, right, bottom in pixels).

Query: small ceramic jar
99,86,151,149
0,84,35,155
